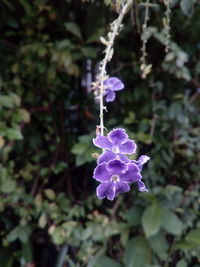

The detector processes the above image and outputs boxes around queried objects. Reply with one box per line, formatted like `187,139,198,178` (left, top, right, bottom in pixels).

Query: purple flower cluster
93,128,150,200
103,77,124,102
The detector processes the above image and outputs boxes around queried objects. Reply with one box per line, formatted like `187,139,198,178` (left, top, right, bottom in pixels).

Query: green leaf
172,241,200,251
35,194,42,207
176,259,187,267
67,63,80,77
9,92,21,106
18,0,32,16
6,128,23,140
17,108,30,122
161,209,182,235
18,226,31,243
53,162,68,174
38,47,47,57
96,256,122,267
0,95,14,108
124,237,151,267
124,111,136,125
81,47,97,58
125,206,143,226
180,0,194,17
39,212,47,228
137,132,151,144
65,22,82,39
76,155,87,166
185,229,200,245
51,227,66,245
81,227,93,241
149,232,169,260
142,204,162,238
7,226,31,243
21,242,33,263
44,189,56,200
1,180,16,193
72,143,87,155
40,167,49,177
168,102,182,120
56,39,71,49
7,227,19,243
86,27,105,43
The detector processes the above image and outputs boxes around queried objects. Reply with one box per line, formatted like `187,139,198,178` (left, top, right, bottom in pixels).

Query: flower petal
105,90,116,102
119,140,137,154
133,155,150,165
112,80,124,91
118,154,131,163
120,163,141,183
132,155,150,170
93,135,112,150
96,182,115,200
93,163,111,182
115,181,130,196
104,77,124,91
97,151,116,164
108,128,128,145
137,180,148,192
107,159,128,174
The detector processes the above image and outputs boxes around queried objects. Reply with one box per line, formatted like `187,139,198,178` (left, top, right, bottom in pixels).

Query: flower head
93,128,137,164
93,159,141,200
103,77,124,102
93,128,150,199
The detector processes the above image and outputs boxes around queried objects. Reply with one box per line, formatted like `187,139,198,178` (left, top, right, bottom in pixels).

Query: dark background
0,0,199,266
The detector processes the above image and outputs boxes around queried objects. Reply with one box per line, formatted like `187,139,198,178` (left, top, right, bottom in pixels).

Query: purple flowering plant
92,0,150,200
92,75,150,200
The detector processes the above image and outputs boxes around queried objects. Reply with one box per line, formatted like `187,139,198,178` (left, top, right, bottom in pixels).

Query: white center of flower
112,145,119,154
111,175,120,182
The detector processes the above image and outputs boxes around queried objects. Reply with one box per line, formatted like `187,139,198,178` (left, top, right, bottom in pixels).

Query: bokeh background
0,0,200,266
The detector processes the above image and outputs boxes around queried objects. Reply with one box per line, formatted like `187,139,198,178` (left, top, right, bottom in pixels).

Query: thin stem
55,244,68,267
163,0,171,53
140,0,152,79
97,0,133,135
141,0,150,60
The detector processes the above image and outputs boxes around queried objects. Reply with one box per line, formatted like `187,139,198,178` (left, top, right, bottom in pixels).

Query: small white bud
100,36,108,46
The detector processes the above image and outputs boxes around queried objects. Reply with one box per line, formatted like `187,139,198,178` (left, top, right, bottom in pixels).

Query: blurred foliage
0,0,200,266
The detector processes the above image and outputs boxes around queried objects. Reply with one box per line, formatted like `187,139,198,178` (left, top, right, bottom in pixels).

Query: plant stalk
98,0,133,136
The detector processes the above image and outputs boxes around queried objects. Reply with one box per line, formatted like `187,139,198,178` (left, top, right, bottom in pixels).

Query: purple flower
93,159,141,200
95,153,150,193
93,128,137,164
93,128,150,198
103,77,124,102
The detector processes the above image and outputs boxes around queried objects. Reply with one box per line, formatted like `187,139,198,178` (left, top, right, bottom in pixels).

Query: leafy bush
0,0,199,266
